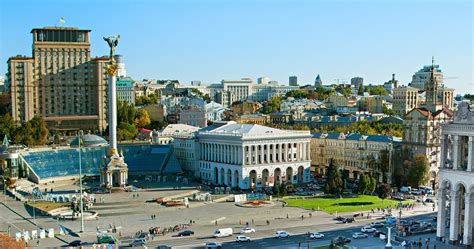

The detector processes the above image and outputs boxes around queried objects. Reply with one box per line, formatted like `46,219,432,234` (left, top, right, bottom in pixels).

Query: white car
308,232,325,239
205,242,222,249
370,222,384,228
361,226,376,233
240,227,256,234
352,232,368,239
273,231,290,238
235,235,251,242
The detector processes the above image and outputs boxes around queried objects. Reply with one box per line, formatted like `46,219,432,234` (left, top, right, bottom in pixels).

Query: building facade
410,60,444,90
116,77,135,105
437,102,474,247
178,108,207,128
7,27,109,133
393,86,419,116
289,76,298,86
310,132,396,182
197,122,312,189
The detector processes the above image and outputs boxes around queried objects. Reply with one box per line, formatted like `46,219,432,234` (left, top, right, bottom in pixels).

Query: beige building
235,114,269,125
7,27,109,133
325,94,349,111
402,62,454,189
311,132,396,182
393,86,419,116
358,95,384,114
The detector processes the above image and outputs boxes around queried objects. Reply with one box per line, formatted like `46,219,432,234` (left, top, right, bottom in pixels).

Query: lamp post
386,226,392,248
78,130,84,233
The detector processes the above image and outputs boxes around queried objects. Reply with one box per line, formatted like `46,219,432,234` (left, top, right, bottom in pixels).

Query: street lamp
77,130,84,233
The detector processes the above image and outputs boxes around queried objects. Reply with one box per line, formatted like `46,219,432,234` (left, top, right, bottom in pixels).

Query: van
214,228,233,238
400,186,411,193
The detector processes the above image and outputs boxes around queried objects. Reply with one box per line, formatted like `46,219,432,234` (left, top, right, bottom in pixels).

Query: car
273,231,290,238
361,226,376,233
129,238,146,247
240,227,256,234
352,232,368,239
177,230,194,236
370,222,384,228
235,235,251,242
205,242,223,249
68,240,82,247
331,236,351,245
156,246,171,249
308,232,325,239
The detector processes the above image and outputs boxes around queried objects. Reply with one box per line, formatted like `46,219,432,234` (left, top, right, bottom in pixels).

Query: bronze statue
103,35,120,76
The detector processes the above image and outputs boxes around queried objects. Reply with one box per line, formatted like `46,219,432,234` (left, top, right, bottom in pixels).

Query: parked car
361,226,376,233
129,238,146,247
370,222,384,228
68,240,82,247
240,227,255,234
235,235,251,242
178,230,194,236
308,232,325,239
273,231,290,238
205,242,222,249
353,232,369,239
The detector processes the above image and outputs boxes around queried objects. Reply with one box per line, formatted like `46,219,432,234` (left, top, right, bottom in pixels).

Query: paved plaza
0,180,445,248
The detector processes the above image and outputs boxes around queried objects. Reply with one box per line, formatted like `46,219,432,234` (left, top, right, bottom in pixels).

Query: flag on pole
60,17,65,23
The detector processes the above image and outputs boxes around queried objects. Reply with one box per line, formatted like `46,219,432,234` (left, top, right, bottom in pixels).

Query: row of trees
135,93,159,106
0,114,49,146
285,87,336,101
314,120,403,137
117,101,151,140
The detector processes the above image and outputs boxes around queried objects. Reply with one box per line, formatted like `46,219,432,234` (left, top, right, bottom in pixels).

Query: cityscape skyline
0,0,472,93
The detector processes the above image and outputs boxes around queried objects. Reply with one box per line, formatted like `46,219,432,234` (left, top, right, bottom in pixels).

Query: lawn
285,195,412,214
25,201,70,212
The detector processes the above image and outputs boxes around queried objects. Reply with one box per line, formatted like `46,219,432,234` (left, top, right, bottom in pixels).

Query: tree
368,85,388,96
358,84,364,95
368,176,376,194
117,122,137,141
0,114,15,140
134,109,151,128
376,183,391,201
382,104,395,116
273,183,281,197
280,182,287,196
358,174,368,194
340,87,352,97
28,116,49,145
407,155,429,187
324,159,344,195
378,149,390,183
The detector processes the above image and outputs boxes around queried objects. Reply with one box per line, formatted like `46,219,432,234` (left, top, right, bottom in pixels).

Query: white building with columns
437,102,474,247
197,122,311,189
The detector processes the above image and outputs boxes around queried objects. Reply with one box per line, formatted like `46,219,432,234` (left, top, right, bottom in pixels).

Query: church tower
424,57,442,113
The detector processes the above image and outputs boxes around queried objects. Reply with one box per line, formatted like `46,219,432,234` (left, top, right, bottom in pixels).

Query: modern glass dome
70,134,108,147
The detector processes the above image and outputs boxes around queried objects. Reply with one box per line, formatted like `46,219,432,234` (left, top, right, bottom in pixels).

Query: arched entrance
234,170,240,188
450,182,466,243
227,169,232,187
214,167,219,184
220,168,225,185
249,170,257,189
262,169,269,187
297,166,304,184
274,168,281,186
286,167,293,184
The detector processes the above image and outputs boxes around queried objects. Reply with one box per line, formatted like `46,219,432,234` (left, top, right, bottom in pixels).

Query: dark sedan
178,230,194,236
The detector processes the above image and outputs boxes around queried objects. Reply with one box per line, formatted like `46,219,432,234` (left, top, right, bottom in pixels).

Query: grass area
286,195,412,214
25,201,70,212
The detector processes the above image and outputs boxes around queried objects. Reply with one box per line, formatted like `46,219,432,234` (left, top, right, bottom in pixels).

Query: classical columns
449,190,461,243
437,187,447,239
453,135,460,170
468,136,473,172
440,135,447,169
463,193,473,245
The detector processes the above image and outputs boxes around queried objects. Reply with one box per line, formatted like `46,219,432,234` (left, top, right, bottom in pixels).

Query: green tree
376,183,391,201
378,149,390,183
117,122,137,141
273,183,281,197
382,104,395,116
340,87,352,97
27,116,49,145
280,182,287,196
324,159,343,195
368,86,388,96
0,113,15,141
358,174,368,194
358,84,364,95
368,176,376,194
407,155,429,187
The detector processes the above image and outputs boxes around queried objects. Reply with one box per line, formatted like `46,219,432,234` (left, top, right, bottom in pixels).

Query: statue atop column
103,35,120,76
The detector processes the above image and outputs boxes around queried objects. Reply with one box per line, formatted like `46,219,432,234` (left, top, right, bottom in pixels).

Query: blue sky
0,0,472,93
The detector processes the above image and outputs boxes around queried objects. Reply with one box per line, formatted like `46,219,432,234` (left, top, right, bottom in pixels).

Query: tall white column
272,144,276,163
260,145,264,164
279,143,283,162
440,135,447,168
437,187,447,239
468,136,473,172
463,193,473,246
449,190,461,243
284,144,288,162
453,135,460,170
108,75,118,154
267,144,270,164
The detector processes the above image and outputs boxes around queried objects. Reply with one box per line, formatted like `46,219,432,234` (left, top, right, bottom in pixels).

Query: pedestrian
309,213,312,218
246,222,249,226
282,203,284,208
301,215,304,220
252,219,254,224
266,220,270,226
286,213,289,219
37,240,40,246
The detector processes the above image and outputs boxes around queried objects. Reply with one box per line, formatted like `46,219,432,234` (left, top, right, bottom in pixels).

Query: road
120,213,437,248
